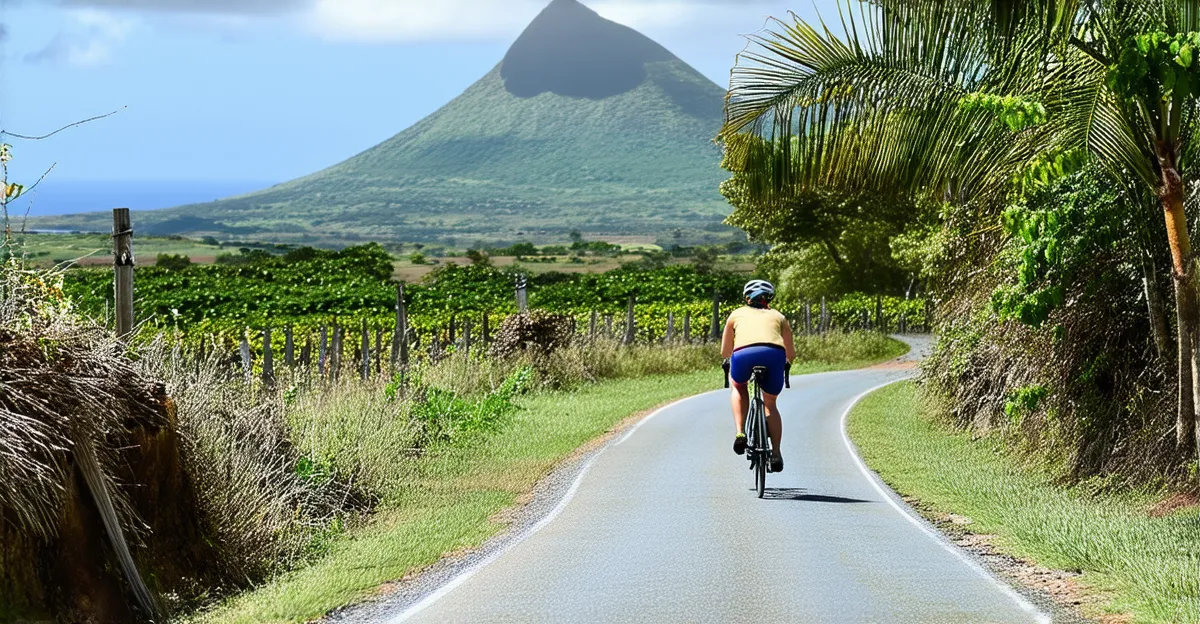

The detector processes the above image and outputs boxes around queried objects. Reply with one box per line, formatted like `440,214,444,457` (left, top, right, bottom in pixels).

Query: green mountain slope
36,0,732,245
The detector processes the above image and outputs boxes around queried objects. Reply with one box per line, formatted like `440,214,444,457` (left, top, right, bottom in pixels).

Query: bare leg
764,392,783,457
731,383,749,435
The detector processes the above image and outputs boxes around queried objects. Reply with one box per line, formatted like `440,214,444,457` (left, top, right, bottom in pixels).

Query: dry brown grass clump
0,262,162,541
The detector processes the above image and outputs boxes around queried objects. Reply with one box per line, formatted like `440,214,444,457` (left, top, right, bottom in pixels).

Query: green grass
847,382,1200,624
790,332,909,373
8,232,227,266
189,336,907,623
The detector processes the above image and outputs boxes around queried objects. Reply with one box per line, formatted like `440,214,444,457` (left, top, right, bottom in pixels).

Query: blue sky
1,0,833,186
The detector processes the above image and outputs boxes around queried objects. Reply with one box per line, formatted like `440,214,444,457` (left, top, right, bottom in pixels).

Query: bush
155,253,191,271
488,311,574,360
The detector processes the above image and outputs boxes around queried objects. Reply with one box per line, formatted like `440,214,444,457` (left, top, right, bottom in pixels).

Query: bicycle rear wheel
750,398,767,498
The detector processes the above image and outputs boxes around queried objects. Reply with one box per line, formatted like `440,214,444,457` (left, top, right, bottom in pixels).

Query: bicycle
724,361,790,498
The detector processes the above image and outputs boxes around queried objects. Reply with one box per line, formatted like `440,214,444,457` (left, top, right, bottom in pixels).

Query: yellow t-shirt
728,306,787,350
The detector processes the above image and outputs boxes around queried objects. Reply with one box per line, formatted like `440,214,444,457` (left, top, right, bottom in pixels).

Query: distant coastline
13,179,275,217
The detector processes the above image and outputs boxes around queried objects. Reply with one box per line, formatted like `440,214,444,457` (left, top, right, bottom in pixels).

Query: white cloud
306,0,543,42
26,8,138,67
61,0,306,13
36,0,788,53
304,0,773,43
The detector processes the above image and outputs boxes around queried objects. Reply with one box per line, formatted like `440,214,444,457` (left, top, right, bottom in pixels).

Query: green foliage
958,93,1048,131
1109,32,1200,102
155,254,192,271
60,246,744,341
216,248,275,265
409,366,532,443
465,249,491,266
409,252,427,265
1004,384,1051,425
723,169,936,298
990,167,1129,327
1013,149,1088,199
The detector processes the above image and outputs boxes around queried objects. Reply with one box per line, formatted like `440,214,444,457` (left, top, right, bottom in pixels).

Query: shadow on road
761,488,872,504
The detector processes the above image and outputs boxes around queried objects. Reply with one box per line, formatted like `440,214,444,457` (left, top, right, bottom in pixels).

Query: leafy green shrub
155,253,191,271
1004,385,1050,425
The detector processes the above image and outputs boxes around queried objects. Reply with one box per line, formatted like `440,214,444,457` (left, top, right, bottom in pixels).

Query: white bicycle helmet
743,280,776,307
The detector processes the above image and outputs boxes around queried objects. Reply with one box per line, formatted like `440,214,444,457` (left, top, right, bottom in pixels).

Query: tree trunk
1174,278,1197,454
1159,165,1199,455
1142,256,1171,361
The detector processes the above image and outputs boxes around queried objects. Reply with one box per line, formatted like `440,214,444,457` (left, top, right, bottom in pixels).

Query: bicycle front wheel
750,398,767,498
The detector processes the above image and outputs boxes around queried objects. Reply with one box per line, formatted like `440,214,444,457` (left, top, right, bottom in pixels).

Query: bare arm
721,318,736,359
781,316,797,362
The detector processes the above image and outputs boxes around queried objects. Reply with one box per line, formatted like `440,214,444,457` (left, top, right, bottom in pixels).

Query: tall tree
719,0,1200,459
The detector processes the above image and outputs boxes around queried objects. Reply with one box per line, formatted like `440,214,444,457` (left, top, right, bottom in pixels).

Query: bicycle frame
724,359,790,499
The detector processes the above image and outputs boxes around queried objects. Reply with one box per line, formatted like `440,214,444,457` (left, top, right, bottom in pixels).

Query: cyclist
722,279,796,472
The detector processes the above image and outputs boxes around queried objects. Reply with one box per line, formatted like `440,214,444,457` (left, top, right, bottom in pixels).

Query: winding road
348,336,1055,623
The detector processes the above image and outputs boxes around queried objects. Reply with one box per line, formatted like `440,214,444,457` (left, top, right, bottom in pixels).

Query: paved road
386,337,1050,623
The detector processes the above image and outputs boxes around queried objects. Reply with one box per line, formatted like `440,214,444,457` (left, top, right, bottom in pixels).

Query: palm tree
719,0,1200,458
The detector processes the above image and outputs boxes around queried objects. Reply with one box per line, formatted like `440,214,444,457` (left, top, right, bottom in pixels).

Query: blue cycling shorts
730,344,787,395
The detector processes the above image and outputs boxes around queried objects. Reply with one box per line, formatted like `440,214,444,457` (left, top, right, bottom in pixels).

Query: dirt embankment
1,329,217,623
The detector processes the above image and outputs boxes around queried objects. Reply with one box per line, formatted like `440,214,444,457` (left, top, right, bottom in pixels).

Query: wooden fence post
666,311,675,343
375,327,382,375
318,325,329,378
449,315,457,347
332,324,342,382
875,295,883,332
482,312,491,345
708,289,721,342
589,310,598,342
821,297,828,333
623,295,636,346
463,321,472,356
605,315,613,338
284,325,295,367
262,328,275,387
112,208,135,340
239,331,252,383
804,300,812,335
516,276,529,313
302,336,313,371
682,311,691,344
392,283,407,370
361,319,371,381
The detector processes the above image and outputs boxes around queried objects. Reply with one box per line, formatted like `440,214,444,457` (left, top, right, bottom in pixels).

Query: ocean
11,180,276,217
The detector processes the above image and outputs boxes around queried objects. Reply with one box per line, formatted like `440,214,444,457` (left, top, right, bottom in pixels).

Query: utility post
112,208,135,340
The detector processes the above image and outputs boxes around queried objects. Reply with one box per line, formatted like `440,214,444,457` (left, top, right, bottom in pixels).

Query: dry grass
144,347,354,582
0,259,161,539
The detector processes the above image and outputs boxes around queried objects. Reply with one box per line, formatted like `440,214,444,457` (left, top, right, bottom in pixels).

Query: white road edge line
839,379,1053,624
387,392,712,623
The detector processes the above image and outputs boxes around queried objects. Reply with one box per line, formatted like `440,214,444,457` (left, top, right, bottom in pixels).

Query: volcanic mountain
39,0,731,245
